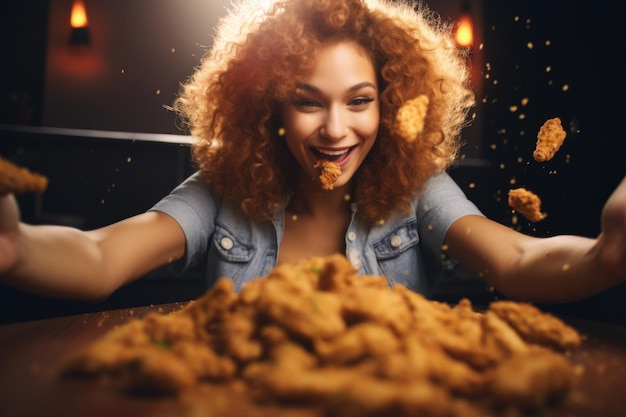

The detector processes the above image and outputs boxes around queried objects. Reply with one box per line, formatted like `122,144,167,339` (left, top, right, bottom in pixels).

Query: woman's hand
0,193,20,275
597,176,626,281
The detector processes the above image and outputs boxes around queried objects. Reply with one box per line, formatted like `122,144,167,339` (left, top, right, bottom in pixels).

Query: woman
0,0,624,303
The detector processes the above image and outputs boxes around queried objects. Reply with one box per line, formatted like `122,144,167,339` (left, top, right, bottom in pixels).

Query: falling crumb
126,157,132,163
441,244,449,251
509,105,518,112
469,183,476,189
562,263,570,271
278,127,285,136
343,193,351,202
291,214,298,221
562,84,569,92
171,48,176,53
521,97,529,106
156,89,161,95
527,42,534,49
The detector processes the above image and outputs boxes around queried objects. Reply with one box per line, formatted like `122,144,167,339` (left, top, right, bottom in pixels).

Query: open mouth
311,146,356,166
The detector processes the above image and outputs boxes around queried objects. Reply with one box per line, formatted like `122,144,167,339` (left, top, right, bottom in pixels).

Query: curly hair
174,0,475,224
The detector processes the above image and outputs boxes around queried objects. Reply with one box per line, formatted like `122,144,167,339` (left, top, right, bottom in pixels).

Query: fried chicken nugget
533,117,567,162
489,301,582,350
255,278,346,340
0,157,48,194
218,306,263,362
488,346,577,408
396,335,485,395
63,320,198,394
329,377,460,417
314,322,400,365
508,187,547,222
313,160,341,190
341,286,412,335
393,95,429,142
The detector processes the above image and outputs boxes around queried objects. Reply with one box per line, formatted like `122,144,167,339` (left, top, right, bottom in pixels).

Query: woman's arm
1,193,186,301
444,177,626,303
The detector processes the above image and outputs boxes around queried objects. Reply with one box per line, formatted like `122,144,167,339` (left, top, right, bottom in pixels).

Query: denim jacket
150,171,483,297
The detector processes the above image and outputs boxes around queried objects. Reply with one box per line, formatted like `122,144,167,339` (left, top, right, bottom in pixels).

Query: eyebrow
295,81,377,94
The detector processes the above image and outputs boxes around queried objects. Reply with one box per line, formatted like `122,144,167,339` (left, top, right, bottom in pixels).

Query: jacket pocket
371,219,419,259
211,225,255,263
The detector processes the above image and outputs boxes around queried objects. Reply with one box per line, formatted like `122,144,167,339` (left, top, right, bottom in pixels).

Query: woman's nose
320,106,348,141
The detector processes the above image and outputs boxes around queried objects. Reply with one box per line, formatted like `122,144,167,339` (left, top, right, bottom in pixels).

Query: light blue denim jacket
150,171,483,296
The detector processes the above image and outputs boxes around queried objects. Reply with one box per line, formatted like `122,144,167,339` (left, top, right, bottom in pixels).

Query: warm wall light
69,0,90,46
454,1,473,48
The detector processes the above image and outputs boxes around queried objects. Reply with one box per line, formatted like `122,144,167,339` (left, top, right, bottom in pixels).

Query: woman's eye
350,97,374,106
293,99,320,108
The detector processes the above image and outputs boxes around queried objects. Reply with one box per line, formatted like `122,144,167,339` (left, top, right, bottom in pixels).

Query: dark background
1,0,625,325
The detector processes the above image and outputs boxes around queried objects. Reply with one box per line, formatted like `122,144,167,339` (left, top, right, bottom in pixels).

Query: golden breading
313,160,341,190
63,253,583,416
508,187,547,222
489,301,582,350
533,117,567,162
393,95,429,142
0,157,48,194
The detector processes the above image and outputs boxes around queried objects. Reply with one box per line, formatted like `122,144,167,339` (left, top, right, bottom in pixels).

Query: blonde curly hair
175,0,474,224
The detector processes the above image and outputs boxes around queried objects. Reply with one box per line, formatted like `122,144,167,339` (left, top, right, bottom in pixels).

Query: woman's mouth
311,146,355,167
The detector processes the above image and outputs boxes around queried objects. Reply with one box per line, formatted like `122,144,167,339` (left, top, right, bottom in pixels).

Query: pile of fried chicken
64,254,582,417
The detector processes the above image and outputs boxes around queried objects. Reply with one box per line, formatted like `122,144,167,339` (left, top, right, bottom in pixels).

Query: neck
288,174,353,218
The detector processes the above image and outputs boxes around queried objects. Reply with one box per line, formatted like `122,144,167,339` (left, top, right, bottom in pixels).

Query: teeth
316,148,350,156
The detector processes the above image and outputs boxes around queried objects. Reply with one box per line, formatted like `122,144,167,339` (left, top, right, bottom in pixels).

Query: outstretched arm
444,177,626,303
0,194,186,301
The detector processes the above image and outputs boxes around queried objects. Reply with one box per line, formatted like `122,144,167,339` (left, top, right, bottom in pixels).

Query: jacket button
347,231,356,241
390,235,402,247
348,249,362,269
220,237,234,250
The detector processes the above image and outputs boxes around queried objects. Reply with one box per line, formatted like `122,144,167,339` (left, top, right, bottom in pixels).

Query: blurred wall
42,0,231,134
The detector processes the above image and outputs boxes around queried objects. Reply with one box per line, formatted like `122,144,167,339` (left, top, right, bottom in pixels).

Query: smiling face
281,41,380,190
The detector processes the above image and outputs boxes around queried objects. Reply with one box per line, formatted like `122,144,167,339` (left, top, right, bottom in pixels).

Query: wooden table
1,303,625,417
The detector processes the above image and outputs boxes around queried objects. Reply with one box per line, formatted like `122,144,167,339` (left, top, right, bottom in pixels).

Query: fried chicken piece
313,160,341,190
254,278,346,340
314,322,400,365
329,377,460,417
341,286,413,335
217,306,263,362
0,157,48,194
488,346,577,408
489,301,582,350
533,117,567,162
393,95,429,142
508,187,547,222
401,335,485,395
483,311,529,356
63,319,199,394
